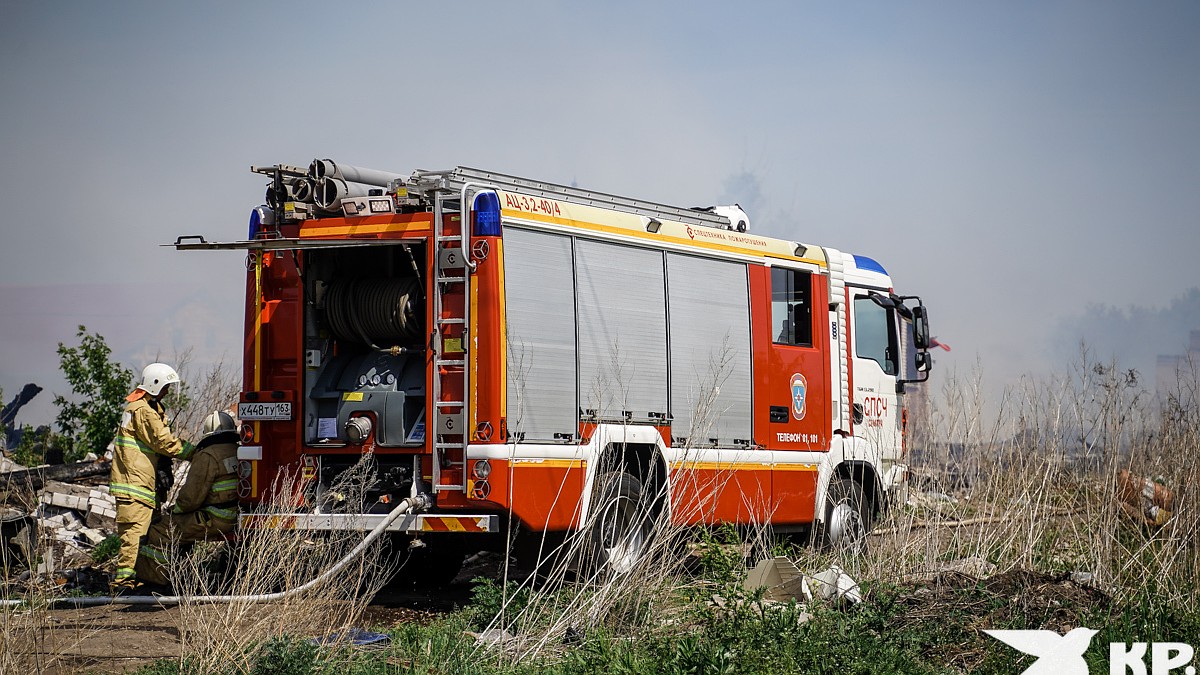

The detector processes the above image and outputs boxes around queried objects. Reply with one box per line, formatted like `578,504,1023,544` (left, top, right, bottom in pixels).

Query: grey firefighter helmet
201,410,237,441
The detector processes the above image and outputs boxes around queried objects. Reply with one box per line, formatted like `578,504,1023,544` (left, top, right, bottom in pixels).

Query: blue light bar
248,206,264,239
472,191,502,237
852,254,888,276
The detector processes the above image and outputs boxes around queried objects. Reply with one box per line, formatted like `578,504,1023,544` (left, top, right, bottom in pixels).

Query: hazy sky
2,1,1198,425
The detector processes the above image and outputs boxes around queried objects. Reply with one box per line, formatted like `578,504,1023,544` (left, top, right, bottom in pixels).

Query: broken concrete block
40,491,87,511
86,508,116,529
78,527,106,546
0,456,26,473
44,480,93,497
40,514,66,529
807,564,862,605
744,556,809,602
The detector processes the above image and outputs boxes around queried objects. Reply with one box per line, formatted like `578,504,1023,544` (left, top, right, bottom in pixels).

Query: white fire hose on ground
0,494,430,608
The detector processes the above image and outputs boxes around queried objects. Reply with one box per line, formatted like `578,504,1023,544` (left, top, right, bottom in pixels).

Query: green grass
135,563,1200,675
130,513,1200,675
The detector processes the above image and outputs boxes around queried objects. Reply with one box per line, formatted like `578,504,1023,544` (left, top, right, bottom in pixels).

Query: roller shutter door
575,240,668,421
503,227,578,440
666,254,752,445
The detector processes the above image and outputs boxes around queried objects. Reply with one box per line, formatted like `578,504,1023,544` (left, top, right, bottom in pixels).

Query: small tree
53,325,133,461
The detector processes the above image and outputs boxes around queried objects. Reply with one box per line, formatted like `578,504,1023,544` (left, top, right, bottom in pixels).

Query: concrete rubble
1,470,118,581
741,556,863,606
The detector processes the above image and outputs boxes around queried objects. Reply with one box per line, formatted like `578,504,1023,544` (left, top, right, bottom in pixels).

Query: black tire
585,471,660,576
820,478,871,552
387,536,467,589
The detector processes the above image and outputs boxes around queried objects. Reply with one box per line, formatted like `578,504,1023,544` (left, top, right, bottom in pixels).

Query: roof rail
408,166,732,230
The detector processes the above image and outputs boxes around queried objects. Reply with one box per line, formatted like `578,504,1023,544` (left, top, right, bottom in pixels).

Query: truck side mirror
915,350,931,373
912,305,930,350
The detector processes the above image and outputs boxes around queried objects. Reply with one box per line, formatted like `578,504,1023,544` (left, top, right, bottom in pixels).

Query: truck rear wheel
585,470,660,576
387,537,466,589
821,477,871,552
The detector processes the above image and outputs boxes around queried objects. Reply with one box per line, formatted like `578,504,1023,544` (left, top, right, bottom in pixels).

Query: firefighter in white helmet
135,409,241,588
110,363,195,592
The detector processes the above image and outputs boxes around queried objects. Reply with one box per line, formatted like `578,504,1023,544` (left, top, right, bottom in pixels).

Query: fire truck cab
176,161,932,573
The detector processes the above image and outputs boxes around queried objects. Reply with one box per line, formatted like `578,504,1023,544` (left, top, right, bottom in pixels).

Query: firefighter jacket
171,436,240,523
111,398,194,507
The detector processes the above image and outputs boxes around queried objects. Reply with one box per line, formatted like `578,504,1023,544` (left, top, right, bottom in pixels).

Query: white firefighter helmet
201,410,237,441
137,363,180,397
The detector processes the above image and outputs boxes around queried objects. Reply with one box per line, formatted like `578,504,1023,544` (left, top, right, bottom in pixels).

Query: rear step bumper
239,513,499,533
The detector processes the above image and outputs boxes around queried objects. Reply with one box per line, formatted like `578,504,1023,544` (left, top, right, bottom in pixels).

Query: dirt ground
14,582,471,674
6,550,512,674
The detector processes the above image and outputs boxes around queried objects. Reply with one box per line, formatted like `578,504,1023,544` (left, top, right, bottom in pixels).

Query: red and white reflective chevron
419,515,491,532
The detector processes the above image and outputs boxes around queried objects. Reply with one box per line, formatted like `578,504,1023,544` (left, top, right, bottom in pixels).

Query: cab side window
771,268,812,347
853,296,896,375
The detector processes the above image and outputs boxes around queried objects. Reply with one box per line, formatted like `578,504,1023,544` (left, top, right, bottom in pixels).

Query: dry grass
1,499,103,672
164,453,392,673
846,349,1200,610
475,349,1200,667
159,348,241,440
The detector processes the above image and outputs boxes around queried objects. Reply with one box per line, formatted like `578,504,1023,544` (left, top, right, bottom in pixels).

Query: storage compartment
302,243,427,447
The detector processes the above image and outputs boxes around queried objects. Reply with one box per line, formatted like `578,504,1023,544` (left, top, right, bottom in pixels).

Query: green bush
53,325,133,461
91,534,120,564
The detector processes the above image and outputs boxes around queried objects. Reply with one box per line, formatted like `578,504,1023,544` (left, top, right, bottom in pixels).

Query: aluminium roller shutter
502,227,578,441
575,239,669,421
666,254,752,445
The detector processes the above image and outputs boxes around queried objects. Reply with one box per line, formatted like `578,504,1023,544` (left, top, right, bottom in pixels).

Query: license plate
238,401,292,421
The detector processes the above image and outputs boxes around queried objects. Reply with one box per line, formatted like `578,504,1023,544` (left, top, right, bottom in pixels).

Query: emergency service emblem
790,373,807,421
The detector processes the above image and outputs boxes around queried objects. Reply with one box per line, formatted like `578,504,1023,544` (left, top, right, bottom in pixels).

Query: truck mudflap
239,513,498,533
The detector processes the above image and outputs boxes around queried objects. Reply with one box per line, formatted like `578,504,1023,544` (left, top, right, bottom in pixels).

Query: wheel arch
815,435,887,527
579,424,671,525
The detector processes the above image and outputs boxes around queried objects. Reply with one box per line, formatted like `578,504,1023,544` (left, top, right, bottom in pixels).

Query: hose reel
325,277,422,349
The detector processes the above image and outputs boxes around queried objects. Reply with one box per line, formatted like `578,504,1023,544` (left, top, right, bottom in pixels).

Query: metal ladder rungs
437,359,465,367
435,400,464,407
437,276,466,284
436,235,460,243
434,483,465,491
437,318,465,325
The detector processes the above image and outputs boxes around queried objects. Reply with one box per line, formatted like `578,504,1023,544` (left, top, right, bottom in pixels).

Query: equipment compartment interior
302,242,427,448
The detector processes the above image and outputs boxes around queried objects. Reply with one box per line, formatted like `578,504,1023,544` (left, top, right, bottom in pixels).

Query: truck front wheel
821,477,871,552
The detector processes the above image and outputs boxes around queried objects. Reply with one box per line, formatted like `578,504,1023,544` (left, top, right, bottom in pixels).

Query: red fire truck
176,161,932,575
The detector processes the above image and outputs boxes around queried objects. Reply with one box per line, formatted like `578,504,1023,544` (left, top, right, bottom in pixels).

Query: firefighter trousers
135,510,236,586
114,498,153,583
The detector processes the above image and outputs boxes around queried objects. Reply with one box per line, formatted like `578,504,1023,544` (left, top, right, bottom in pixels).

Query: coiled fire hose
324,277,421,350
0,494,430,608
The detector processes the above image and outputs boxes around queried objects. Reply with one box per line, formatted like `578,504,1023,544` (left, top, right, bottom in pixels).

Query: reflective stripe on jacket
172,440,240,522
110,398,192,508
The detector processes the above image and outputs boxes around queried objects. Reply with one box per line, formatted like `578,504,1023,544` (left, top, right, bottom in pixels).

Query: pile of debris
29,480,117,572
2,459,117,585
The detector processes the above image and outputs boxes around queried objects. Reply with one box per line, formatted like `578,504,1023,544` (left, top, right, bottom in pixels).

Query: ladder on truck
410,166,736,493
428,189,471,493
